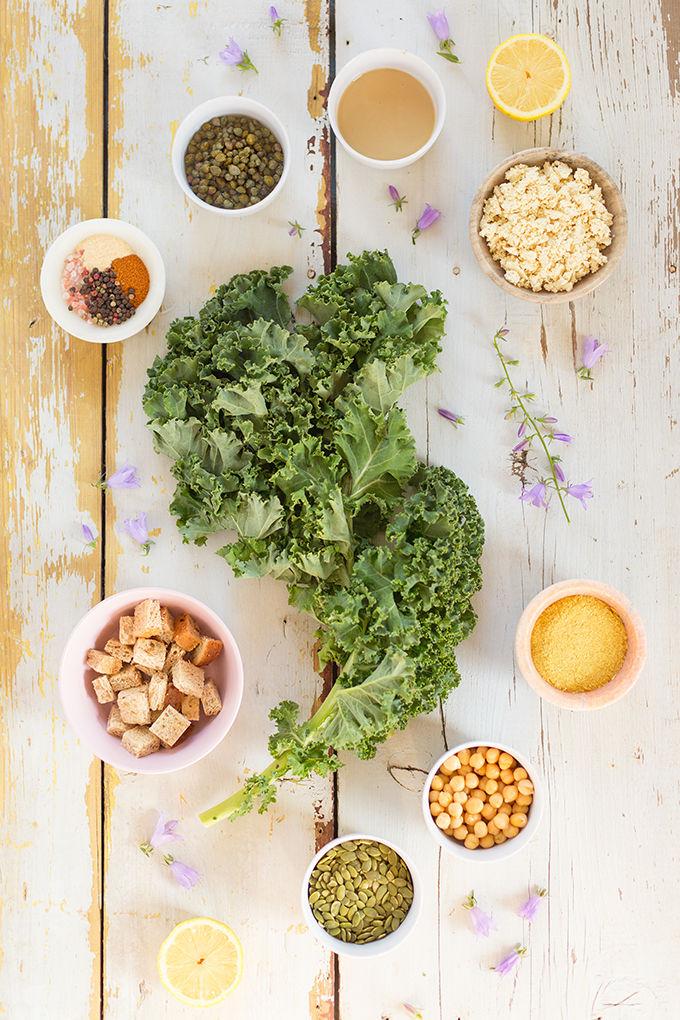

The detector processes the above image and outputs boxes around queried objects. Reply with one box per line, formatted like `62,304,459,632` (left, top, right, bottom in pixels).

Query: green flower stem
493,332,570,523
199,754,291,826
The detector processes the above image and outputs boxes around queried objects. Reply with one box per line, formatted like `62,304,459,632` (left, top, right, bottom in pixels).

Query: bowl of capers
171,96,290,216
301,833,423,957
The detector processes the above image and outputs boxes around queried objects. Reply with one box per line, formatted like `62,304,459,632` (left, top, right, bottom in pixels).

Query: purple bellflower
270,6,286,36
122,511,155,555
427,9,460,63
166,858,201,889
388,185,407,212
493,944,528,977
519,482,549,509
567,480,594,509
518,887,548,923
288,220,305,237
463,891,498,939
140,811,184,857
82,524,98,549
219,37,258,72
93,459,140,490
412,203,442,243
438,407,465,427
578,335,611,380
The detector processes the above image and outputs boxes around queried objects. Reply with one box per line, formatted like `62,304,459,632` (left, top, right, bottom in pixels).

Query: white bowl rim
328,47,447,169
58,587,244,774
421,740,544,862
40,217,166,343
300,831,423,957
171,95,290,217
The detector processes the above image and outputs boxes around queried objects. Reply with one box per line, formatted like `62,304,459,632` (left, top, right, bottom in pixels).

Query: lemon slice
486,34,571,121
157,917,243,1007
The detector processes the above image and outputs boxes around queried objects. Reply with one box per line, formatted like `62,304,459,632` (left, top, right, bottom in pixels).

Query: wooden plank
0,1,105,1016
101,2,335,1016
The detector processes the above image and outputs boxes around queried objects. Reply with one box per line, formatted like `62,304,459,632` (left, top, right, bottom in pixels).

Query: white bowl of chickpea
421,741,544,860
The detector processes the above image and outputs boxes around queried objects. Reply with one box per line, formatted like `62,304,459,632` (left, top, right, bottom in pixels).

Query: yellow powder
530,595,627,692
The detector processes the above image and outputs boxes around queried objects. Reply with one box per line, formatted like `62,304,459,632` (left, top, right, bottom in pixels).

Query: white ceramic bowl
422,741,544,862
301,832,423,957
40,218,166,343
59,587,244,774
515,579,646,710
171,96,290,217
328,48,446,169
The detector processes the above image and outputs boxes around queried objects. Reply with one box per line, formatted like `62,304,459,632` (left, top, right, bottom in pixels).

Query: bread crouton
86,648,122,675
106,703,134,738
164,642,186,673
158,606,176,644
121,726,161,758
171,659,205,698
174,612,201,651
117,686,151,726
189,635,223,667
133,598,163,639
148,673,169,712
200,679,223,716
109,663,144,693
149,705,191,748
181,694,200,721
92,674,115,704
163,684,184,711
104,638,133,663
133,637,167,674
119,615,135,645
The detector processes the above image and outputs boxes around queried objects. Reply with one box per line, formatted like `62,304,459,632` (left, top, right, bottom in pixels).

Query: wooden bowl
514,579,646,710
469,148,628,304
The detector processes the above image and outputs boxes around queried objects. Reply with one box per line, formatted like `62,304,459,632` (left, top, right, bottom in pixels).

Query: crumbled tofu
171,659,205,698
86,648,122,675
133,637,167,674
117,686,151,726
122,726,161,758
150,705,191,748
201,679,223,717
92,674,115,704
479,160,613,292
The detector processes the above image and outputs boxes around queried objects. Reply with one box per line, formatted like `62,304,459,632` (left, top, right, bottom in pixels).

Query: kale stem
493,332,570,523
199,754,291,827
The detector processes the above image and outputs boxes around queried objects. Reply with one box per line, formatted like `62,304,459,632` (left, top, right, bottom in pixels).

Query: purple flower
578,335,611,379
567,480,594,509
463,892,497,940
167,858,201,889
553,462,566,484
517,422,527,438
513,438,529,452
96,459,140,490
82,523,98,548
270,6,286,36
519,482,549,509
543,416,558,423
403,1007,423,1020
518,888,548,923
552,432,572,443
493,945,528,977
122,511,155,555
427,9,450,40
438,407,464,427
288,220,305,237
140,811,184,856
412,204,442,243
388,185,407,212
219,38,258,72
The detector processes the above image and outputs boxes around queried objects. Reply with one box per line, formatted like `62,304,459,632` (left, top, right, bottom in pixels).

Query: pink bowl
59,587,244,773
515,579,646,710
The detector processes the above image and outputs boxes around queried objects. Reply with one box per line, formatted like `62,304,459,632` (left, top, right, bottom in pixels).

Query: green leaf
335,400,417,504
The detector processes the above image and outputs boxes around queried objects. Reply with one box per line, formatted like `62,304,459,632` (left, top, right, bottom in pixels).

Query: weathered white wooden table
3,1,678,1017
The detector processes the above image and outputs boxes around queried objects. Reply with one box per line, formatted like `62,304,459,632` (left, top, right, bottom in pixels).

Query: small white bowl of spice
40,217,166,343
515,579,647,709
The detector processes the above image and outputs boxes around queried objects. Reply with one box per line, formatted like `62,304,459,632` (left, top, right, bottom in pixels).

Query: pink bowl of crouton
58,587,244,773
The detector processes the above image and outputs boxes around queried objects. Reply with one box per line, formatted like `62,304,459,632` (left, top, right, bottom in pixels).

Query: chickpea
464,812,481,826
473,820,488,838
513,767,528,782
476,745,489,755
500,768,515,784
457,747,471,765
518,779,535,795
485,763,500,780
475,763,487,777
493,833,507,844
429,790,439,803
443,754,461,772
438,764,453,777
466,797,484,814
431,775,444,791
498,751,514,770
436,811,452,830
503,785,518,803
486,747,500,764
453,790,468,805
469,752,486,770
464,772,479,789
452,825,468,840
450,775,466,792
487,820,500,836
504,825,520,839
481,803,497,821
480,834,495,849
510,812,528,828
448,801,463,819
489,792,504,809
459,763,472,775
498,802,513,815
430,802,444,817
438,791,453,808
494,812,509,830
476,789,487,802
463,834,480,850
484,779,499,795
516,793,533,807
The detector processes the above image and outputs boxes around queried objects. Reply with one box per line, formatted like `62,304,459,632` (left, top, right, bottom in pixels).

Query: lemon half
157,917,243,1007
486,34,571,121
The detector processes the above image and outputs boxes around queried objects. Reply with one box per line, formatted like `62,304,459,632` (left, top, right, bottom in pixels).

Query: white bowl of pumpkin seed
301,833,423,957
